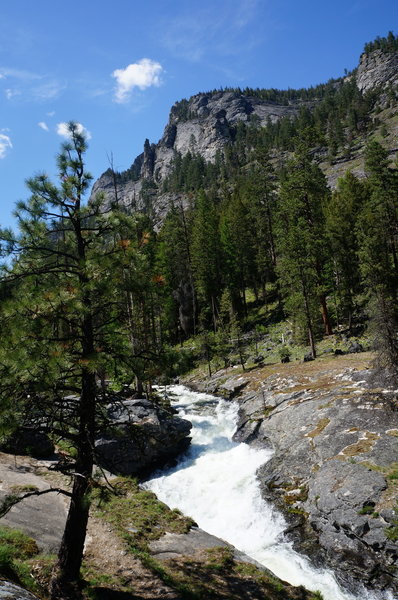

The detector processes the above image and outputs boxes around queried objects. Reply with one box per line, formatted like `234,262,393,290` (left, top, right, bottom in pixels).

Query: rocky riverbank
185,353,398,597
0,452,322,600
94,397,192,476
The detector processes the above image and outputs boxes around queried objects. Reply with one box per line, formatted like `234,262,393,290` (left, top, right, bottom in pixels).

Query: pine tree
157,202,196,338
220,188,254,316
276,148,332,357
357,141,398,376
241,150,278,300
0,123,148,598
325,171,366,329
191,190,222,330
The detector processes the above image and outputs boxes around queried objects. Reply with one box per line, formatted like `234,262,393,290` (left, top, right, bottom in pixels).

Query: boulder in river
95,398,192,476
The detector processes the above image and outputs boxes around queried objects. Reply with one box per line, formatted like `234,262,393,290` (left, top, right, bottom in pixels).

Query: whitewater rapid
144,385,392,600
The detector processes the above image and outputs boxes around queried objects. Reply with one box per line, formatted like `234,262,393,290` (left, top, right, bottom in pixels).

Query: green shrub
0,525,39,587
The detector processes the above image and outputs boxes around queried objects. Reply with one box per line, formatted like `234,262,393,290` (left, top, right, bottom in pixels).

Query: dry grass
235,352,374,396
339,432,380,457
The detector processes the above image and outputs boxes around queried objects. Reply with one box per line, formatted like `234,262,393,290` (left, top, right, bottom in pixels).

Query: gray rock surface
90,91,301,230
0,454,68,552
149,527,231,560
0,581,41,599
218,375,249,398
95,398,192,476
232,367,398,595
149,526,275,575
357,49,398,92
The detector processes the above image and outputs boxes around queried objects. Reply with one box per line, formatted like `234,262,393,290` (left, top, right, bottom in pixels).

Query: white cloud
0,68,64,103
47,111,55,117
112,58,163,103
56,122,92,141
5,88,20,100
159,0,262,66
38,121,49,132
33,81,65,101
0,67,41,81
0,133,12,158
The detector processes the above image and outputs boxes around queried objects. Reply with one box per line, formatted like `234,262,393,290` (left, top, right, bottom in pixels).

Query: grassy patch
306,418,330,439
9,484,39,494
386,526,398,541
340,431,380,457
0,525,40,591
388,468,398,481
385,502,398,542
89,476,319,600
358,504,376,515
91,477,195,549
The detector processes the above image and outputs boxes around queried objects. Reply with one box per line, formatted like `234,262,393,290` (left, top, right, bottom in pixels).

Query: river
144,385,393,600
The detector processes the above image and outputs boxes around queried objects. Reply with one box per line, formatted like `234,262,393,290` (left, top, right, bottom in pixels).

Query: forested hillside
91,32,398,379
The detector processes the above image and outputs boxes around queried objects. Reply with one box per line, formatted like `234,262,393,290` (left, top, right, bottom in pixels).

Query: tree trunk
320,293,333,335
51,208,97,597
308,326,316,360
50,368,96,599
301,273,316,359
211,295,217,333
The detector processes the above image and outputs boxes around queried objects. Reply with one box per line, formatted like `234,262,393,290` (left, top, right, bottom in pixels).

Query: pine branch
0,487,72,518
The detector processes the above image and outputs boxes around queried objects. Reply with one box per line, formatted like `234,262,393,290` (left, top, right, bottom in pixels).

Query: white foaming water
144,385,392,600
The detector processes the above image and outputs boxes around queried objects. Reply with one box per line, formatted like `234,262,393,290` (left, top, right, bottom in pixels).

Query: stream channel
144,385,393,600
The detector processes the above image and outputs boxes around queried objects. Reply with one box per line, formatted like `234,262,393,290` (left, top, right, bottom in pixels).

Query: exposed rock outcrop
91,91,301,228
0,453,68,552
150,526,274,571
0,580,42,600
95,398,192,476
357,49,398,92
231,366,398,595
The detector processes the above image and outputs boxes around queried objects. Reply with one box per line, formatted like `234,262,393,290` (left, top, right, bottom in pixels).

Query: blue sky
0,0,397,228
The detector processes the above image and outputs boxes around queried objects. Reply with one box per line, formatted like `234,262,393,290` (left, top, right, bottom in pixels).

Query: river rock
150,528,232,560
233,367,398,595
0,580,42,599
94,398,192,476
149,527,276,576
219,376,249,398
347,341,364,353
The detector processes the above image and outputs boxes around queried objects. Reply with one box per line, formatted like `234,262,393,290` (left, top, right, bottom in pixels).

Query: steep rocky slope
91,46,398,226
185,354,398,597
357,48,398,91
91,91,302,227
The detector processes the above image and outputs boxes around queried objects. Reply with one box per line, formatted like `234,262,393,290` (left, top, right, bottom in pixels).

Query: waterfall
144,385,392,600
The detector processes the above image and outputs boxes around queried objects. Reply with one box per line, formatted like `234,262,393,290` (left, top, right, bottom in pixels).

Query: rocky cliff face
91,47,398,227
159,91,298,166
356,49,398,92
91,91,301,228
